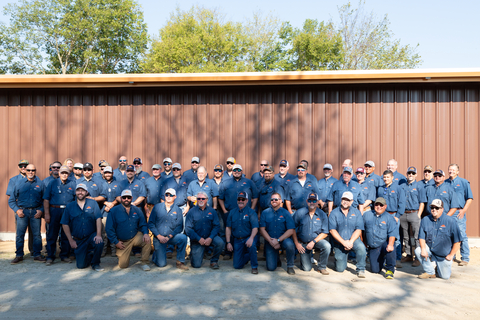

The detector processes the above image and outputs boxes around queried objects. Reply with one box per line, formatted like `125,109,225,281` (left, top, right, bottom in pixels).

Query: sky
1,0,479,69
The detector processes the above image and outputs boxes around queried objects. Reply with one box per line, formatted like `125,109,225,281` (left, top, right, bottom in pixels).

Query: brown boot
418,272,436,279
11,256,23,264
176,261,189,270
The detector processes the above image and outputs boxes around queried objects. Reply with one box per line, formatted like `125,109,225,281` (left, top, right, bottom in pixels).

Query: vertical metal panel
1,84,479,238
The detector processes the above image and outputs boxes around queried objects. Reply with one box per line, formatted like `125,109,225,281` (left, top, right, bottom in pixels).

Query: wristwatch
312,239,317,244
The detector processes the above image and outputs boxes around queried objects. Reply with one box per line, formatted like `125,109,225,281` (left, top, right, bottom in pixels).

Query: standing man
251,160,269,185
183,157,208,184
327,167,365,215
160,163,190,214
400,167,423,267
6,159,29,197
445,163,473,266
106,190,151,271
225,191,259,274
187,166,218,208
114,156,128,182
161,157,173,178
185,192,224,269
99,166,121,257
223,157,236,179
387,159,407,185
363,197,397,279
60,183,104,271
293,193,331,274
8,163,45,264
116,165,147,214
355,167,376,213
211,164,227,246
274,160,296,188
93,160,109,181
133,157,150,181
257,166,285,214
417,165,435,201
148,188,189,270
416,199,461,280
72,163,84,180
317,163,338,213
285,163,321,215
78,162,106,206
364,161,382,189
43,161,62,189
144,164,166,217
339,159,357,182
328,191,367,277
259,193,296,274
43,165,77,265
421,170,458,217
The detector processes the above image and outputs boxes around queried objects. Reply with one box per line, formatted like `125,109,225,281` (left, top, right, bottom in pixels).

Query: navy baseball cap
343,167,353,174
126,164,135,171
237,191,248,200
83,162,94,170
307,192,318,200
279,160,289,166
407,166,417,174
133,157,142,164
434,170,445,177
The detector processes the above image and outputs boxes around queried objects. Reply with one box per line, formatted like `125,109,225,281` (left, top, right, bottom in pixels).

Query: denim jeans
152,233,187,267
232,236,258,269
415,245,453,279
73,232,103,269
368,241,396,273
454,210,470,262
299,240,331,271
190,236,224,268
15,209,42,257
46,208,71,261
265,238,295,271
394,218,402,261
333,238,366,272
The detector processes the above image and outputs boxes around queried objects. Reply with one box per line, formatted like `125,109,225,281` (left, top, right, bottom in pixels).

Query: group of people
6,156,472,280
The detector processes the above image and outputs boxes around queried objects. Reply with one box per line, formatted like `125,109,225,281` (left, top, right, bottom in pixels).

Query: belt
405,210,418,213
21,207,38,210
50,205,66,209
119,236,134,242
388,212,397,215
235,236,248,240
72,236,85,241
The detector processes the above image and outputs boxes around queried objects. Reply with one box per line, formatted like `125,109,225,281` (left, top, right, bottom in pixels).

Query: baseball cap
355,167,365,174
237,191,248,199
407,166,417,174
297,163,307,170
433,170,445,177
74,163,83,169
126,164,135,171
364,160,375,167
165,188,176,196
226,157,236,164
163,158,172,164
133,157,142,164
430,199,443,208
214,164,223,171
279,160,289,167
76,183,88,191
121,189,132,197
307,192,319,201
151,164,162,170
343,167,353,174
341,191,354,200
172,163,181,170
59,165,70,173
103,166,113,173
98,160,109,167
191,156,200,163
323,163,333,170
263,165,274,172
232,164,243,171
374,197,387,206
83,162,94,170
424,165,434,172
19,159,29,165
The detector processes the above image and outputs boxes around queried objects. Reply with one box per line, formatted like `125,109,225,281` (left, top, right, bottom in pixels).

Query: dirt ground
0,241,478,320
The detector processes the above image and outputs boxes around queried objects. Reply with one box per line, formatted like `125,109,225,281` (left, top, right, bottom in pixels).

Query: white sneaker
311,257,318,265
93,265,104,272
141,264,151,271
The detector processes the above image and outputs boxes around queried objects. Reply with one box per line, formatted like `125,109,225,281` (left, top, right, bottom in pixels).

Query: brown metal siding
1,84,479,238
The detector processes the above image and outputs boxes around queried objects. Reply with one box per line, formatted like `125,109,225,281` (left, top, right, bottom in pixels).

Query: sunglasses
270,198,280,202
297,168,306,172
341,198,351,201
214,169,223,172
226,162,234,165
74,167,82,170
197,197,206,201
407,172,416,175
19,165,27,169
424,170,432,173
433,175,442,178
133,162,141,165
164,162,172,166
119,160,127,162
430,206,441,211
152,168,161,171
307,199,317,203
375,203,385,207
260,164,268,166
26,169,36,172
237,198,247,202
60,172,69,175
165,194,174,197
191,161,199,164
83,168,92,172
172,168,181,171
121,196,132,199
279,165,286,168
51,166,61,169
356,172,365,175
233,169,242,172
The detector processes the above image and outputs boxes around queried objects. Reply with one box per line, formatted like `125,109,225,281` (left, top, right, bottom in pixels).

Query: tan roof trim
1,69,480,88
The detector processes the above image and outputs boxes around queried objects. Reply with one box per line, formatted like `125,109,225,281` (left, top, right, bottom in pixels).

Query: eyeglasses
26,169,36,172
164,162,172,166
433,175,442,178
297,168,305,172
237,198,247,202
19,164,27,169
279,165,286,168
374,203,385,207
74,167,82,170
197,197,206,201
307,199,317,203
226,162,234,165
407,172,416,175
214,169,223,172
270,198,280,202
430,207,441,211
355,172,365,175
60,172,69,175
191,161,199,164
233,169,242,172
172,168,181,171
83,169,92,172
152,168,161,171
51,166,61,169
341,198,351,202
260,164,268,166
424,170,432,173
133,162,141,165
121,196,132,199
119,160,127,162
165,194,174,197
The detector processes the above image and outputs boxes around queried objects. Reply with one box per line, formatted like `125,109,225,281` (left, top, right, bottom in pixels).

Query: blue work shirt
317,176,338,203
148,203,184,237
219,177,258,212
77,177,106,198
294,207,329,243
227,206,259,239
6,173,26,196
445,176,474,209
421,183,459,215
327,180,365,209
144,175,166,205
365,172,383,189
100,178,122,202
92,172,104,181
105,204,148,244
42,175,58,190
135,171,151,182
43,179,76,205
118,178,147,203
377,183,406,218
285,176,321,210
359,180,376,207
161,171,173,179
160,176,189,207
274,172,296,188
419,213,461,261
113,168,128,182
417,179,435,201
257,178,285,211
402,180,422,211
8,176,45,213
183,169,209,185
251,171,264,185
185,205,220,241
60,198,102,240
259,207,295,239
393,171,407,185
187,178,219,208
363,211,397,249
328,207,364,242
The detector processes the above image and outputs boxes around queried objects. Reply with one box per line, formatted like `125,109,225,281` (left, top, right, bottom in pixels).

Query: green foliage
335,1,421,70
0,0,148,74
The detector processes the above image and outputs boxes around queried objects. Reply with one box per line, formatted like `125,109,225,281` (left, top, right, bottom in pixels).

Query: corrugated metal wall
1,84,478,236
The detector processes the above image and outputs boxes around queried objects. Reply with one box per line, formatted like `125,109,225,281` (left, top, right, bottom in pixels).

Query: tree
335,1,421,70
142,6,252,73
0,0,148,74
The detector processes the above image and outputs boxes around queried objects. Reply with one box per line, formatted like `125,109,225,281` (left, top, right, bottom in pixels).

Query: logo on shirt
352,187,356,189
87,206,91,209
381,221,386,224
279,215,284,218
307,184,311,187
316,218,320,221
413,188,417,191
208,212,212,215
135,184,138,187
351,214,356,217
36,185,40,188
441,225,446,228
391,190,395,193
456,184,460,187
173,211,177,214
93,184,97,187
443,191,447,194
68,188,72,190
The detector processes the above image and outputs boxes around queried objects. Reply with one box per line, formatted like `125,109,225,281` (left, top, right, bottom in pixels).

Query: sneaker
141,264,151,271
412,260,421,267
11,256,24,264
311,257,318,265
46,259,53,266
93,265,104,272
357,270,366,278
223,255,232,261
61,257,72,263
135,253,141,258
418,272,436,279
34,256,46,263
111,251,117,257
458,260,469,266
210,262,219,269
176,261,189,270
385,270,394,279
166,252,173,259
395,260,403,268
401,256,414,263
69,255,76,261
317,269,329,275
251,268,258,274
287,267,295,275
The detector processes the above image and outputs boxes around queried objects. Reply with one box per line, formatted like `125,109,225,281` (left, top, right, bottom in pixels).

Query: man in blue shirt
363,197,397,279
72,163,84,181
6,159,28,197
251,160,269,185
328,191,366,277
293,192,331,274
446,163,474,266
187,166,218,208
160,163,190,213
43,161,62,189
257,166,285,213
116,165,147,214
99,166,121,257
9,163,45,264
417,165,435,203
184,157,209,184
133,157,151,182
355,167,376,213
77,162,106,206
226,191,259,274
145,164,166,213
274,160,296,188
185,191,224,269
223,157,236,179
364,160,383,190
148,188,189,270
161,157,174,179
317,163,338,213
285,163,321,214
43,165,77,265
113,156,128,182
387,159,407,185
106,189,151,271
400,167,424,267
327,167,365,214
416,199,462,280
61,183,104,271
93,160,109,181
260,192,296,274
421,170,459,216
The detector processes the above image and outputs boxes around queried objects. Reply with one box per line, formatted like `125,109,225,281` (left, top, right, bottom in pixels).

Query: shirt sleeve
185,210,201,241
226,210,233,228
355,210,365,231
8,185,20,212
186,183,194,198
218,181,226,200
418,218,426,240
249,209,259,229
328,211,338,231
259,210,267,228
387,215,398,239
43,181,53,201
93,201,102,220
60,207,71,225
285,211,295,230
396,186,406,218
250,180,259,199
137,207,148,235
209,209,220,239
172,206,184,236
320,211,329,234
138,181,147,198
147,206,160,237
105,211,118,244
464,180,474,200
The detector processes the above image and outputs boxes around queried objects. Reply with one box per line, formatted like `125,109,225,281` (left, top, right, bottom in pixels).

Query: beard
136,166,143,174
119,163,127,170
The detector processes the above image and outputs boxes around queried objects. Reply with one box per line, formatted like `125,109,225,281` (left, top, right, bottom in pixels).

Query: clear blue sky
1,0,478,69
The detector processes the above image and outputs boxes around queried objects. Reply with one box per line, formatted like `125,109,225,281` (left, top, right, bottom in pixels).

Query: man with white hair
274,160,295,188
386,159,407,185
